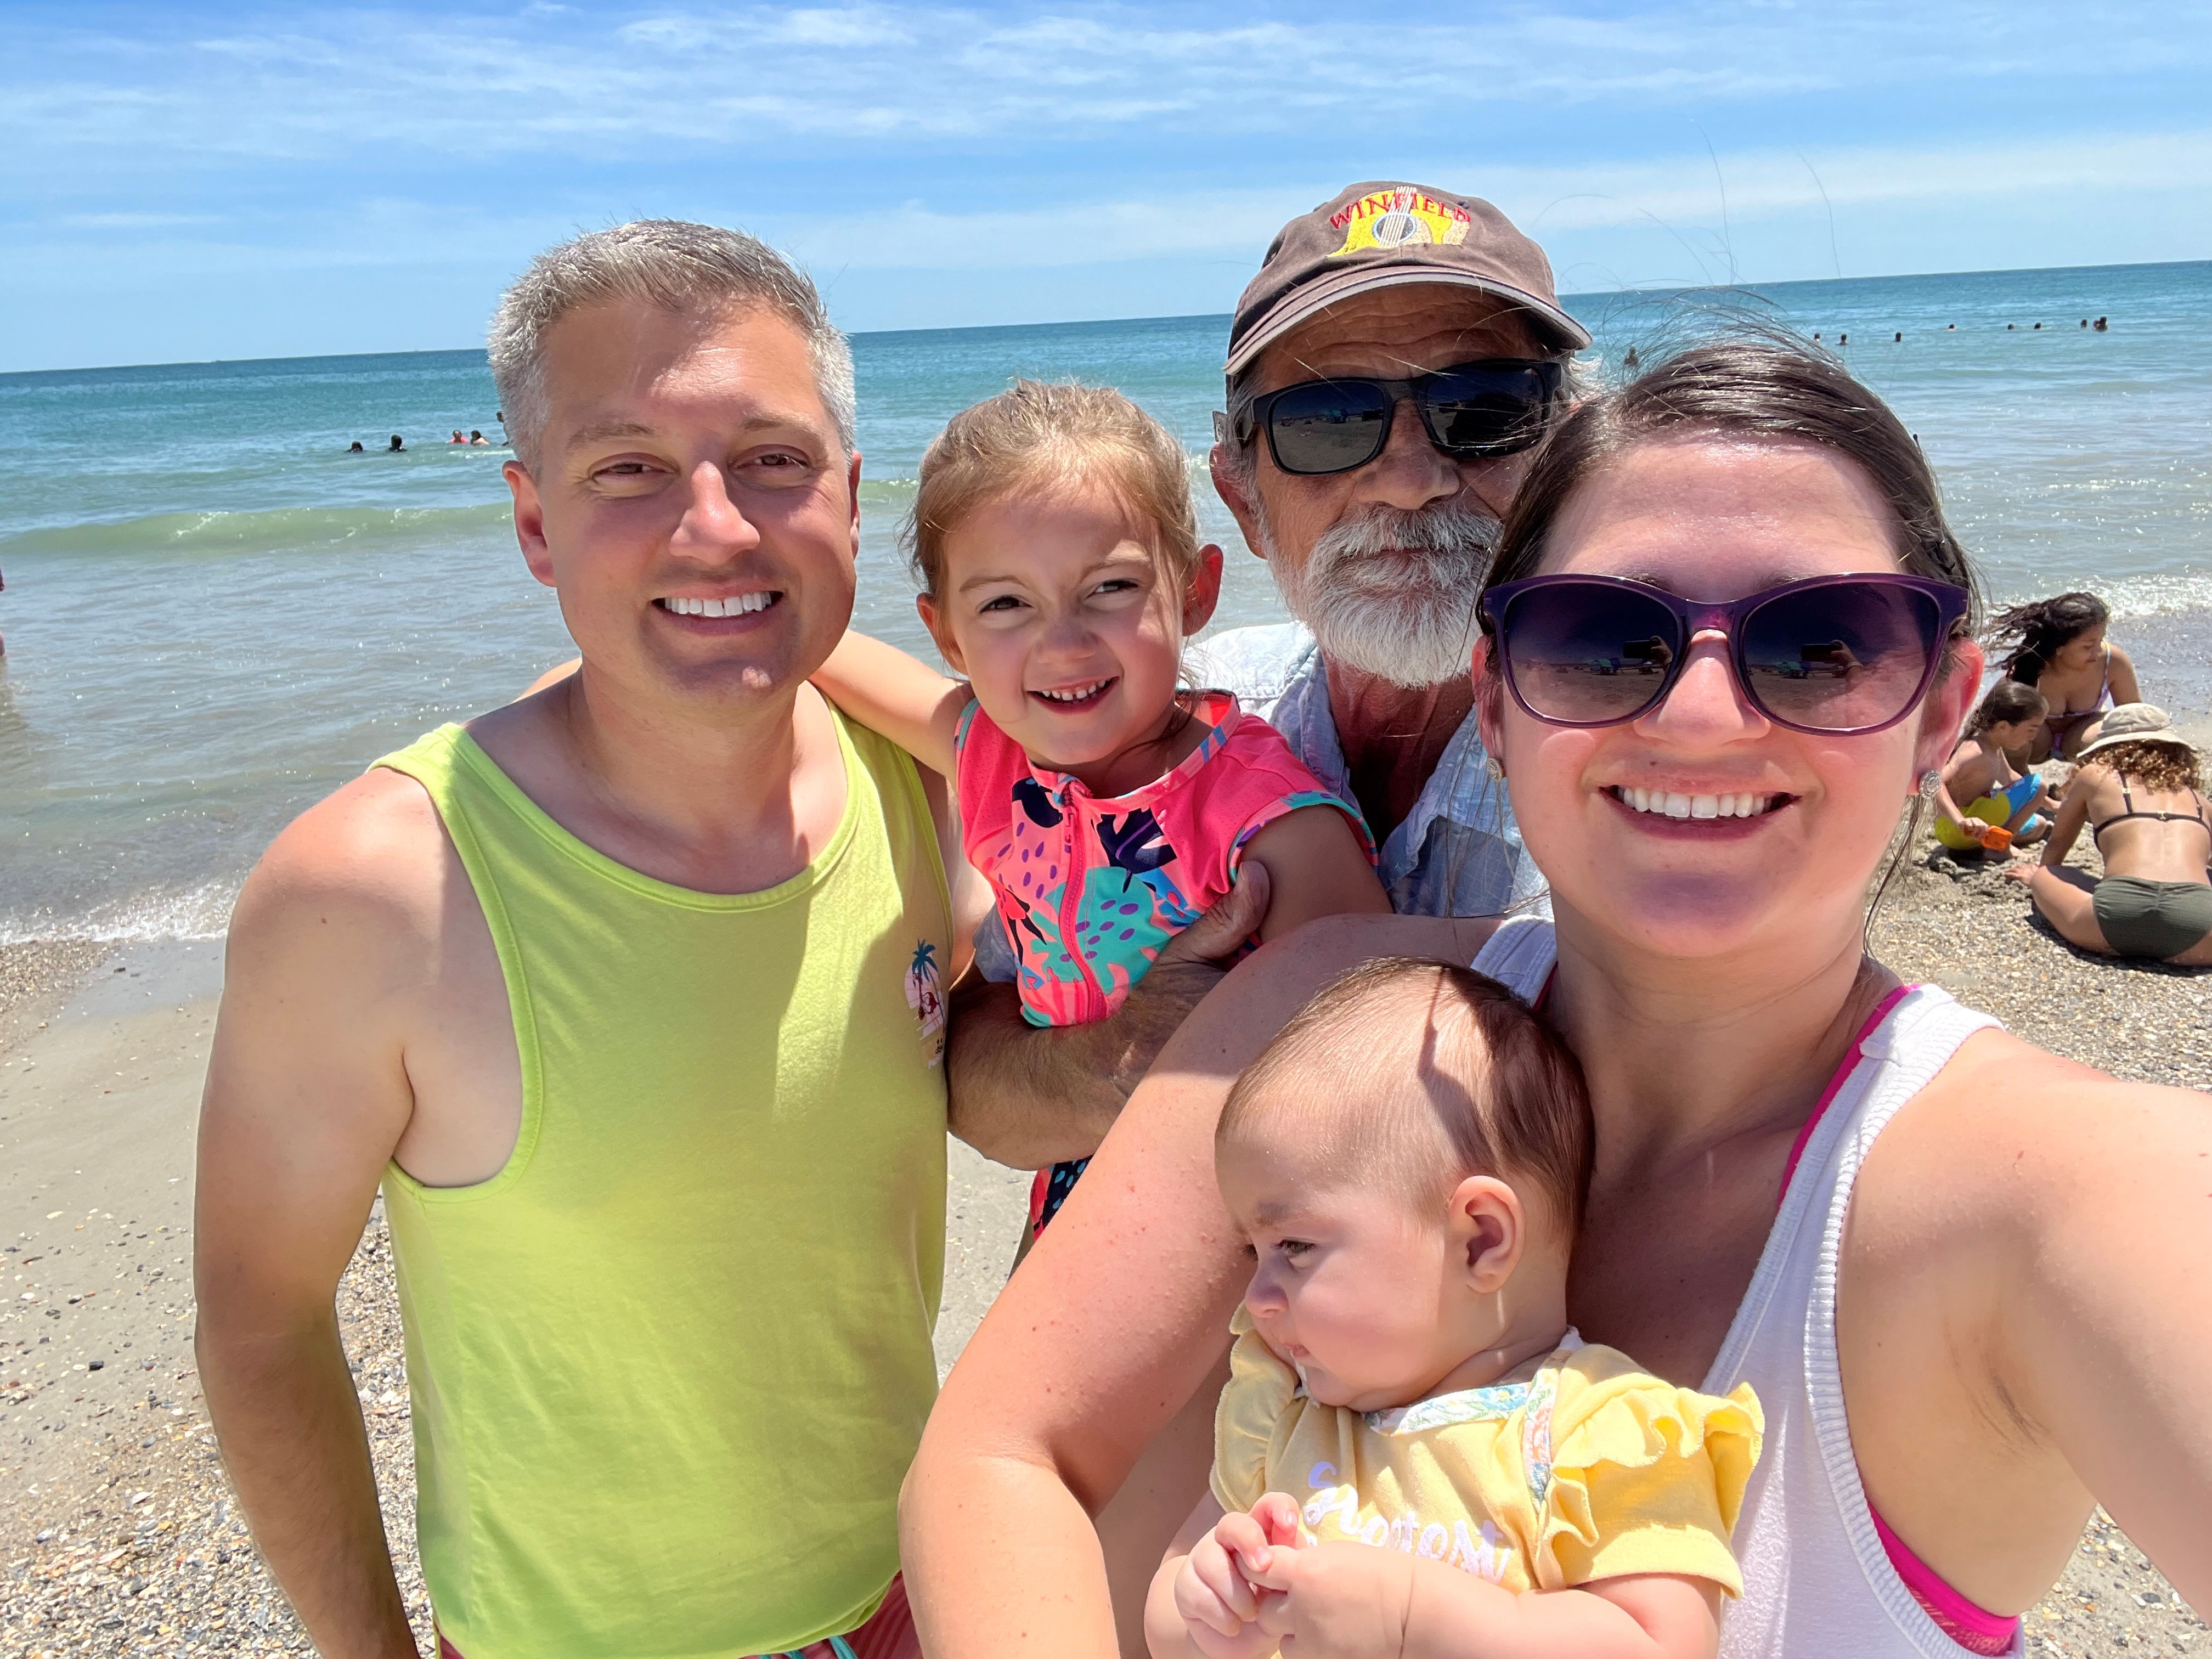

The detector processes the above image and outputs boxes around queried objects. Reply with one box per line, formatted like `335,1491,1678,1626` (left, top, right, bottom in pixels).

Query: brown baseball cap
1226,181,1589,380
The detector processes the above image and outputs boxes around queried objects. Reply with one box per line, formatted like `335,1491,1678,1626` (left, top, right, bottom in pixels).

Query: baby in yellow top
1146,957,1763,1659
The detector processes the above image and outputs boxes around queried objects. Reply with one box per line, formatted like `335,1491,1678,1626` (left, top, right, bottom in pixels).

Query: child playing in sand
1933,681,2056,854
813,381,1387,1234
1148,959,1762,1659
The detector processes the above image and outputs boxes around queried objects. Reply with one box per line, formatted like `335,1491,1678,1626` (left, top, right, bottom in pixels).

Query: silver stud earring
1918,769,1940,800
1484,754,1506,782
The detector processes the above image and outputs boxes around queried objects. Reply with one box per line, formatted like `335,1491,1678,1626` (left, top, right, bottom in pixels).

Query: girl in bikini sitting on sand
1987,591,2140,763
1931,680,2055,854
813,381,1389,1238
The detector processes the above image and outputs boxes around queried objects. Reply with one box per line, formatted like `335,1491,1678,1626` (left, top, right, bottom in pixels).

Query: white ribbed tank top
1471,917,2016,1658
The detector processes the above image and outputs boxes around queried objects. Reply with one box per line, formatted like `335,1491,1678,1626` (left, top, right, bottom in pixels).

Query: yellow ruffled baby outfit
1211,1310,1763,1598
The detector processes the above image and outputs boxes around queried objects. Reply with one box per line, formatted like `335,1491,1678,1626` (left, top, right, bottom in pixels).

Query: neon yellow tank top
374,709,950,1659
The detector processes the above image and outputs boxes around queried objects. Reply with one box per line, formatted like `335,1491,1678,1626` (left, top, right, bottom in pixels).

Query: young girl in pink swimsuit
815,381,1389,1233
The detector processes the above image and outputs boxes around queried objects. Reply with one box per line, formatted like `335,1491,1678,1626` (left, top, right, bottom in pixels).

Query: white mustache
1273,501,1502,688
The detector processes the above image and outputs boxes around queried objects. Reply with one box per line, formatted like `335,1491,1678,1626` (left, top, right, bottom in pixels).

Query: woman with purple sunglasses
902,343,2211,1659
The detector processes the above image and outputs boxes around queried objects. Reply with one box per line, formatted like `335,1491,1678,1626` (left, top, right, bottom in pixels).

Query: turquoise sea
3,261,2210,941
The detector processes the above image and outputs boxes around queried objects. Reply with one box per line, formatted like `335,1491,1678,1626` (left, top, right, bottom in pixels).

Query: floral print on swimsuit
955,689,1374,1030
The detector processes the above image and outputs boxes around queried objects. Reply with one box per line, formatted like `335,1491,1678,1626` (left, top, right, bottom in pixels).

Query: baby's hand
1249,1540,1417,1659
1174,1494,1303,1659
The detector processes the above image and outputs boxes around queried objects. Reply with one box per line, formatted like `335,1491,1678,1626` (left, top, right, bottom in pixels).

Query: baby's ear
1447,1175,1525,1295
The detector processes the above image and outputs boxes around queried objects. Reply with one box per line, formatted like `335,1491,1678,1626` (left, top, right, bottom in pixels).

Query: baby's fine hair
1218,958,1593,1235
904,380,1202,599
1965,679,2047,737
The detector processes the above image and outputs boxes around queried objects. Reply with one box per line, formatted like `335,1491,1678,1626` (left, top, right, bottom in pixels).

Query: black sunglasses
1480,573,1970,736
1229,358,1563,477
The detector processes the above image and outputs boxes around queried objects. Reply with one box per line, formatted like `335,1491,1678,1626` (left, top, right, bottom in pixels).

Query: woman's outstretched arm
901,912,1494,1659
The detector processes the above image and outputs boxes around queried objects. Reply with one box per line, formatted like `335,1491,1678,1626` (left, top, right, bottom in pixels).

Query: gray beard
1264,501,1502,689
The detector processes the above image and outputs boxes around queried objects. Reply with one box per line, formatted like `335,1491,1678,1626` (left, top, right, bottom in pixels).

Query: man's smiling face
506,298,860,710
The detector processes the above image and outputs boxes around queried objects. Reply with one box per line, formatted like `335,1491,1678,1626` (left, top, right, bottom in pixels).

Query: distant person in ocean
1988,590,2141,762
468,428,490,444
347,439,365,453
197,219,981,1659
449,428,466,443
386,433,404,452
920,180,1588,1641
2008,704,2212,963
2095,316,2109,330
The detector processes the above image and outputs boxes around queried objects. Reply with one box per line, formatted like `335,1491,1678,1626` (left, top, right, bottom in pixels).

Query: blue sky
7,1,2212,371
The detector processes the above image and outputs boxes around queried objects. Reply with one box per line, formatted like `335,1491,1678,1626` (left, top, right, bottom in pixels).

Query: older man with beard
947,183,1583,1152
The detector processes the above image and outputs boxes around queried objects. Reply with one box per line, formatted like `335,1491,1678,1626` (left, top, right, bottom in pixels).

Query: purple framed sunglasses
1479,572,1971,736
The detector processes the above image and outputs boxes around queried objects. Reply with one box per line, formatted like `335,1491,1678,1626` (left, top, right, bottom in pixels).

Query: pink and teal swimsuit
955,690,1373,1231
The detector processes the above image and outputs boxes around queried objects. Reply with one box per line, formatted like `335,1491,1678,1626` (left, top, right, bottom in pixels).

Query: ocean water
3,261,2209,941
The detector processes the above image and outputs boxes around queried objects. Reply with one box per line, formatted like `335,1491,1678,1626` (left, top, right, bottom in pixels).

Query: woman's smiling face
1480,435,1980,961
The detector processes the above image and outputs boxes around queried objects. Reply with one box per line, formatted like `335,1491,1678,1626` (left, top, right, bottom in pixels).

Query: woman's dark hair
1475,340,1985,933
1481,341,1982,623
1986,592,2108,684
1965,679,2047,737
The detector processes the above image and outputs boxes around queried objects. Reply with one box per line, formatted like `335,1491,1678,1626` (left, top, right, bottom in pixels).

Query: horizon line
5,255,2204,381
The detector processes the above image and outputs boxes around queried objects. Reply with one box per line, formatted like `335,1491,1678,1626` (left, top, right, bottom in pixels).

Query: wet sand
1,882,2203,1655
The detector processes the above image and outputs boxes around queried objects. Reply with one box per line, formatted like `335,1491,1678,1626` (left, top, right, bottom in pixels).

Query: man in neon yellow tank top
196,222,985,1659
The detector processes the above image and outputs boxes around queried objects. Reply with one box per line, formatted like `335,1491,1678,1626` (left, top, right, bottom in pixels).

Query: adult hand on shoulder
1158,862,1273,968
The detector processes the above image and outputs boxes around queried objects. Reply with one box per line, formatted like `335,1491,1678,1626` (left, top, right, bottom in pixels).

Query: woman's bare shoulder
1876,1025,2207,1214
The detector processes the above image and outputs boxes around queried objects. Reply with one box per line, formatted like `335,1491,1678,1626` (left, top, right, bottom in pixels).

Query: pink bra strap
1776,984,1914,1204
1871,1510,2019,1655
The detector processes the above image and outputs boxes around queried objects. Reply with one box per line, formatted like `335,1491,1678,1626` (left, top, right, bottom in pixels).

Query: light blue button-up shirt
1183,622,1550,922
972,621,1548,984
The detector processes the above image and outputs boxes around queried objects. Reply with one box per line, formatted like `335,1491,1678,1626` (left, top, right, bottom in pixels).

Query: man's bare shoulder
229,766,452,964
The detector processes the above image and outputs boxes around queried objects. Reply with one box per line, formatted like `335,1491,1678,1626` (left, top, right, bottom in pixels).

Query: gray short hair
488,219,857,471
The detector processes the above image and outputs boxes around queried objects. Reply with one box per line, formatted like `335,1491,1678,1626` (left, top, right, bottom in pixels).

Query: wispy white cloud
8,1,2209,165
764,129,2212,274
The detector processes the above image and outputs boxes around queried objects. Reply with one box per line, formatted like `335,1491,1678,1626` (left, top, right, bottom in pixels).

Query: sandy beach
2,858,2205,1656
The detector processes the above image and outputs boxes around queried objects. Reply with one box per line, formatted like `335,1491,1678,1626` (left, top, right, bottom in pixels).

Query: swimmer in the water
469,429,490,445
2095,316,2108,331
449,430,466,444
388,435,405,452
348,441,365,453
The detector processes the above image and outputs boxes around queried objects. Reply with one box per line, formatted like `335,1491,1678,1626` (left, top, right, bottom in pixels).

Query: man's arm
943,871,1273,1167
195,779,433,1659
903,912,1498,1659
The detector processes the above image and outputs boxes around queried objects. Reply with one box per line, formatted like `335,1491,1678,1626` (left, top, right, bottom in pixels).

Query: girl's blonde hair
904,380,1201,599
